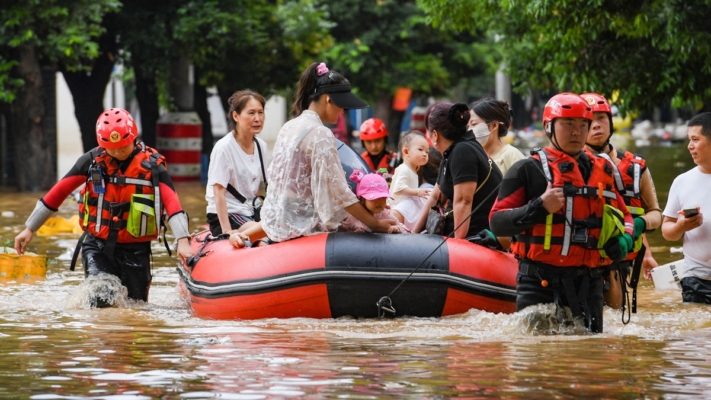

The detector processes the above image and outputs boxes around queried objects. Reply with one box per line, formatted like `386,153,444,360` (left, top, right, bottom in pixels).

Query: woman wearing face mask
468,98,525,176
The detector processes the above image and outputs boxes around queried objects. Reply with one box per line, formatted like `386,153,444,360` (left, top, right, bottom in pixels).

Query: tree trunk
61,61,114,153
11,46,55,191
194,68,213,157
216,85,231,126
134,66,159,148
0,102,14,187
60,19,117,152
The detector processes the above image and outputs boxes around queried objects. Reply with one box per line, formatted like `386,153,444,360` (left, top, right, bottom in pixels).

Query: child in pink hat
339,170,408,233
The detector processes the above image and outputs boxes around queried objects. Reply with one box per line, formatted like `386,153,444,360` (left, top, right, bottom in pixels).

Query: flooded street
1,143,710,398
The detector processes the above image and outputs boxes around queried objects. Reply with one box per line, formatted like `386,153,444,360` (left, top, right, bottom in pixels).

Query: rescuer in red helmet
581,92,662,313
489,93,635,333
359,118,396,174
14,108,194,308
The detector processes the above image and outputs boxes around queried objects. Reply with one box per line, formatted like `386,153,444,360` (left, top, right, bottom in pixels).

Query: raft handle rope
377,183,502,318
186,232,245,270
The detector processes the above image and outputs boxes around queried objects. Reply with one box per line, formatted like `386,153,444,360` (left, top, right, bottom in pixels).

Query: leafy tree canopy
0,0,120,102
417,0,711,112
323,0,494,103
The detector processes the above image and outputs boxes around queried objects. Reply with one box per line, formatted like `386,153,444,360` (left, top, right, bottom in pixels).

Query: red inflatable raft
177,232,518,320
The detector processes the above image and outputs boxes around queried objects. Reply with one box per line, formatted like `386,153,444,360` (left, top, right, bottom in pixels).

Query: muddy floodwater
1,143,710,398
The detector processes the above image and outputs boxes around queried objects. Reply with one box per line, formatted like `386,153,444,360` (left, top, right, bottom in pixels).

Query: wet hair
425,102,470,141
227,89,266,131
291,62,348,117
469,97,512,138
688,112,711,141
420,146,442,185
399,131,427,152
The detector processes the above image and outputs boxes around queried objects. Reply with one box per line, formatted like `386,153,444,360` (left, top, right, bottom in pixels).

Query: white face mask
470,123,491,144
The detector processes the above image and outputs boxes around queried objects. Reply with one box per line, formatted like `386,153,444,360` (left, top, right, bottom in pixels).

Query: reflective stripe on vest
95,192,105,233
628,206,645,216
544,213,553,251
597,153,625,193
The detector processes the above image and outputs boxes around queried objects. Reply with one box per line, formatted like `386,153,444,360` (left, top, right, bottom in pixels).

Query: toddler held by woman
340,170,408,233
389,132,432,231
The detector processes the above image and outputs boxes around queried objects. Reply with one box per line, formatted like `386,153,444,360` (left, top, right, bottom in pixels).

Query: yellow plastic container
36,215,83,236
0,248,47,279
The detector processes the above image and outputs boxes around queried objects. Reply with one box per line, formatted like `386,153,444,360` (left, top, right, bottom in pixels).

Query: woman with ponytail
229,62,396,247
412,102,503,239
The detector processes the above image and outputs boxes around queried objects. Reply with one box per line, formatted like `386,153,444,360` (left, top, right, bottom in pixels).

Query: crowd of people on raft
12,61,711,333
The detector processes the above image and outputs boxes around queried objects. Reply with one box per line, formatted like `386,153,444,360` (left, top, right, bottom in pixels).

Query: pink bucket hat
350,170,393,200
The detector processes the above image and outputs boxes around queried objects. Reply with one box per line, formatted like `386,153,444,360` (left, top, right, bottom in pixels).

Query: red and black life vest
78,143,165,244
361,150,395,174
511,147,623,268
596,150,647,261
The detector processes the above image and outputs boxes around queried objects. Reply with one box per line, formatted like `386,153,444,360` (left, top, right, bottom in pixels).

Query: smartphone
683,207,700,218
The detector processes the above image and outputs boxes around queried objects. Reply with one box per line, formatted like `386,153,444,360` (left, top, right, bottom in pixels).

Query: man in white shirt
662,112,711,303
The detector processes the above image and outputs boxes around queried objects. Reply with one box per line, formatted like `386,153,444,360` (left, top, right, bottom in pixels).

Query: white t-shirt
663,167,711,279
491,144,526,176
205,133,268,216
389,163,419,206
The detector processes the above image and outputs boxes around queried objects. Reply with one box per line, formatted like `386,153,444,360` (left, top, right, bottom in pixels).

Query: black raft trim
177,265,516,300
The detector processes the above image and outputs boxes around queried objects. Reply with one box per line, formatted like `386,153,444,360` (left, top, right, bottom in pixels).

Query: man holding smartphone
662,112,711,303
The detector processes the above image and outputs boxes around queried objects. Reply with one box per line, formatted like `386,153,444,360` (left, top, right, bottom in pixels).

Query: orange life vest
361,150,395,174
596,150,647,261
512,148,623,268
78,144,165,244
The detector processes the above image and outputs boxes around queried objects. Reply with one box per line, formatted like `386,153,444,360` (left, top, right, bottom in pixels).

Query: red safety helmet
96,108,137,149
580,93,612,117
581,92,615,150
359,118,388,141
542,93,593,125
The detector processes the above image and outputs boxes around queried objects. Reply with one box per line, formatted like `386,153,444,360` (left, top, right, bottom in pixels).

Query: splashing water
65,273,131,309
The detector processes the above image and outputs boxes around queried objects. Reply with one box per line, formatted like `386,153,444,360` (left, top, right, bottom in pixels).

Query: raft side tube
178,233,518,319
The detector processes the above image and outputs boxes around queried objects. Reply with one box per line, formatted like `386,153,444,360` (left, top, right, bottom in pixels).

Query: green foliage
417,0,711,112
117,0,333,103
276,0,336,67
0,0,119,101
323,0,493,103
0,56,22,102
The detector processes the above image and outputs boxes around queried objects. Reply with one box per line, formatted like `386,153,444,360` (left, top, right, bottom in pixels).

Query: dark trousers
81,234,152,306
206,213,252,236
516,260,605,333
681,276,711,304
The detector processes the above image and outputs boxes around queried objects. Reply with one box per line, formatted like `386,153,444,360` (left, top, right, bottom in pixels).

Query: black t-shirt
437,132,503,236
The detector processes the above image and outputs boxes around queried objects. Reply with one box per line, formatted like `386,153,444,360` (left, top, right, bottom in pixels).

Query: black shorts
81,234,152,305
681,276,711,304
206,213,253,236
